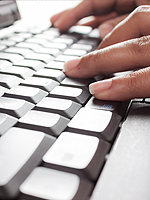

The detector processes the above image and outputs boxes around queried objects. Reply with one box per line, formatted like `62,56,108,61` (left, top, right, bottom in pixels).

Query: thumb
89,67,150,101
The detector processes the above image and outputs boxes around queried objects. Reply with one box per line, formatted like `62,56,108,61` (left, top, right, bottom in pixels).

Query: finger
136,0,150,6
63,35,150,78
50,9,71,25
52,0,124,31
114,0,135,14
78,12,117,29
99,14,128,39
53,1,94,31
89,67,150,101
99,6,150,49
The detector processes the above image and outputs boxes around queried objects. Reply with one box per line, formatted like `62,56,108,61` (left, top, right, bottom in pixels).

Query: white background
16,0,81,26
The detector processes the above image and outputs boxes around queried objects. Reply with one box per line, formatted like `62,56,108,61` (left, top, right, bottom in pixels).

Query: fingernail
63,58,81,72
89,79,112,94
54,21,59,28
99,24,113,38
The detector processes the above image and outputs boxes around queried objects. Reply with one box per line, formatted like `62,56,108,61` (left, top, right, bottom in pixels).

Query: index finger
63,36,150,78
63,6,150,78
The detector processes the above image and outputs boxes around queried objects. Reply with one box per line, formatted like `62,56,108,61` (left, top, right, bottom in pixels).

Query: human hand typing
50,0,149,38
51,1,150,101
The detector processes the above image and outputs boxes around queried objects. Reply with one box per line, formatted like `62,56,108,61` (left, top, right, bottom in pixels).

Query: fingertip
50,14,60,26
99,23,114,39
89,79,112,95
53,19,68,31
89,77,129,101
50,10,70,29
50,16,55,24
53,21,59,28
63,58,81,73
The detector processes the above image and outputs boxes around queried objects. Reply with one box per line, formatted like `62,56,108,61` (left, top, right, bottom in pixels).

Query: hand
50,0,150,38
63,6,150,101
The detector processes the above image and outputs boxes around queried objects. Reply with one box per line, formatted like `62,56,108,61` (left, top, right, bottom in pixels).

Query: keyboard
0,24,150,200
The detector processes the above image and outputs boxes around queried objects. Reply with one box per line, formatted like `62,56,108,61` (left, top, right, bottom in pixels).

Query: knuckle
130,36,150,57
121,67,150,99
124,69,147,94
133,5,150,16
130,5,150,22
123,72,140,95
84,50,102,72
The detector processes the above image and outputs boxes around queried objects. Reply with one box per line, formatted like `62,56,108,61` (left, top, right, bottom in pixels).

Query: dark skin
51,0,150,34
51,1,150,101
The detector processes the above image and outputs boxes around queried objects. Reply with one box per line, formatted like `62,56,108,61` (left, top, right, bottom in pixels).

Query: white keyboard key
67,108,121,141
34,34,55,41
0,86,8,97
0,66,34,79
35,47,61,57
43,132,110,180
43,42,67,51
0,52,24,63
14,33,32,39
13,59,45,71
0,40,16,47
46,61,64,70
8,35,25,43
34,68,66,82
0,74,21,89
0,60,12,70
21,77,59,92
0,113,17,135
55,55,79,62
61,77,94,90
0,97,34,118
0,128,55,199
17,110,69,136
50,86,91,105
35,97,81,119
63,49,87,56
4,47,33,57
20,167,93,200
43,28,60,37
53,37,74,45
90,103,150,200
86,96,130,117
25,38,48,45
16,42,41,51
71,43,93,52
5,85,48,104
69,25,92,35
88,28,100,39
0,44,7,51
25,53,54,64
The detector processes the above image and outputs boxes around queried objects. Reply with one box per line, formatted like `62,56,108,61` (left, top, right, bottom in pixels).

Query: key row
1,34,96,53
0,86,129,140
0,104,123,143
0,127,109,200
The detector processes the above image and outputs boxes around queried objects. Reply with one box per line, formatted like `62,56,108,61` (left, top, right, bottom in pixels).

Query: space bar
90,102,150,200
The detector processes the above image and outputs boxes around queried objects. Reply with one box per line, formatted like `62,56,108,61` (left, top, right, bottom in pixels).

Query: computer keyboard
0,24,150,200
